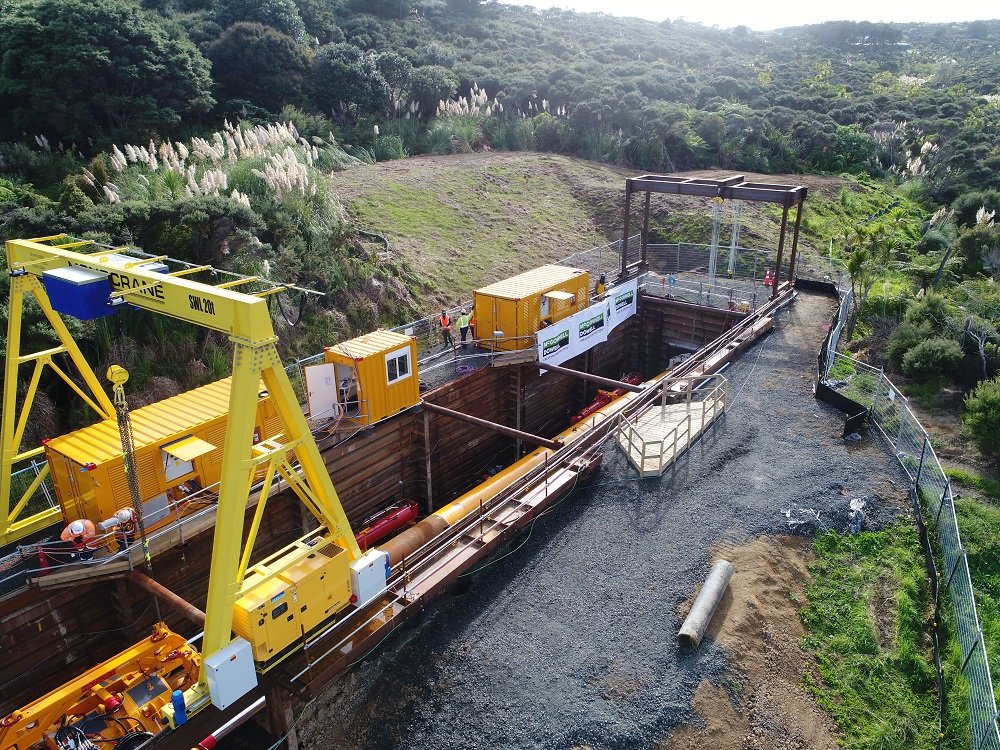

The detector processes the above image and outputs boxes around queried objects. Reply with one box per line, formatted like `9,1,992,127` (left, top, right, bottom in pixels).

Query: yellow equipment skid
0,623,200,750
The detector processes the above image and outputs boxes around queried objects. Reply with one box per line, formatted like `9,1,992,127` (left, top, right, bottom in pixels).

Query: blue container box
42,266,116,320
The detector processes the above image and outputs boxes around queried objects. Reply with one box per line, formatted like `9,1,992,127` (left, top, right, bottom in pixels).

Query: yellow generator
232,528,352,665
43,378,281,535
473,264,589,351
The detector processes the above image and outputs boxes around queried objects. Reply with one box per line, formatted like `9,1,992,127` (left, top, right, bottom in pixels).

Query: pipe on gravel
677,559,734,648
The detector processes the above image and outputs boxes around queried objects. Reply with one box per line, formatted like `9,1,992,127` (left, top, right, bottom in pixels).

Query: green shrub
887,319,933,366
963,375,1000,455
373,134,406,161
901,337,963,379
902,291,954,328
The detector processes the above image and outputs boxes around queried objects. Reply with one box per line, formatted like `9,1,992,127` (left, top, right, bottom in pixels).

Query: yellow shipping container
473,265,589,351
44,378,280,534
324,329,419,425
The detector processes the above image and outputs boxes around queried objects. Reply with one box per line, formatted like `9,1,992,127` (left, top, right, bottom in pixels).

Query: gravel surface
293,290,910,749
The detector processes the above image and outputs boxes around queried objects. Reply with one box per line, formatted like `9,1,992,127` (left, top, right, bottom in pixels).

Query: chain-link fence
823,352,1000,750
639,273,761,312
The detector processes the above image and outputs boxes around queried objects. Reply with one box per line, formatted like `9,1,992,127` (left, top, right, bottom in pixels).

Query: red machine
570,373,643,425
355,500,419,549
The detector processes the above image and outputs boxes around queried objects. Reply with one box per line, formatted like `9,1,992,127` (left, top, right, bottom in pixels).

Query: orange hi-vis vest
440,313,451,329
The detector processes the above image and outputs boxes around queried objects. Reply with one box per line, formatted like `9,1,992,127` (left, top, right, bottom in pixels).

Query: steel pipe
422,401,563,450
127,570,206,627
678,559,734,648
535,362,645,392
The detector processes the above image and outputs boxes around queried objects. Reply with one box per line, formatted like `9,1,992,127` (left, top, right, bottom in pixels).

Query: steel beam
127,570,206,627
421,402,562,450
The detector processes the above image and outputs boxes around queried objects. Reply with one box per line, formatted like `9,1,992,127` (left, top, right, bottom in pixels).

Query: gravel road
297,290,909,749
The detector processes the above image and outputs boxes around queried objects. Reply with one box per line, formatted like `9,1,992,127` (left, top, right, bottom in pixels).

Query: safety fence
822,348,1000,750
646,242,792,287
639,272,762,313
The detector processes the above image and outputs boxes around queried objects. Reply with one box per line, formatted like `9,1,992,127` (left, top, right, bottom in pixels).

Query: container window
385,347,411,384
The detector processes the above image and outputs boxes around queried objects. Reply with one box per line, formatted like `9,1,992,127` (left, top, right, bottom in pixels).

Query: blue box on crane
42,266,116,320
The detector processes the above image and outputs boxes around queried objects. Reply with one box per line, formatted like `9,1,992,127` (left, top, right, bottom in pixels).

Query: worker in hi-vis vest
440,310,455,350
60,518,97,560
458,308,471,347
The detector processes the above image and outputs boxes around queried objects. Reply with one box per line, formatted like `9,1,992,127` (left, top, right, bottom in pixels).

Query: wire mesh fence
639,273,761,312
823,351,1000,750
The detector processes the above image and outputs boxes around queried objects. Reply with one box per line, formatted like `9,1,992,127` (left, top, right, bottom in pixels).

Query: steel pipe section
379,378,647,564
677,559,734,648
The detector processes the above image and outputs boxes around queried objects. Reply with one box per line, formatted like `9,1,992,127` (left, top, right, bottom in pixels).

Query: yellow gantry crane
1,236,380,733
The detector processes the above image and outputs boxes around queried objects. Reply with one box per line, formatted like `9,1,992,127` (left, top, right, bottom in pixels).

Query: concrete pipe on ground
677,559,734,648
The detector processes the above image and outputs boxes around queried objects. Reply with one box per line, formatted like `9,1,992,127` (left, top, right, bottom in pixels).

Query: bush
901,337,963,380
963,376,1000,455
887,319,933,366
902,291,953,328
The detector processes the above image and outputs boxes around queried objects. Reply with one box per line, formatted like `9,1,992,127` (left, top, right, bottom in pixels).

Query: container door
304,362,339,422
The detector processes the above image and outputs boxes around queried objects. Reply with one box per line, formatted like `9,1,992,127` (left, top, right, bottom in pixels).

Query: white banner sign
536,280,639,372
537,317,577,368
606,278,638,331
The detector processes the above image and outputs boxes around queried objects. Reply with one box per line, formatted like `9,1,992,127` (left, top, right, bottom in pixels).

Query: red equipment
355,500,419,549
570,373,643,425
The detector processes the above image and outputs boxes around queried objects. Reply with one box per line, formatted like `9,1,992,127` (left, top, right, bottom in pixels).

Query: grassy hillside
333,153,923,307
333,152,626,304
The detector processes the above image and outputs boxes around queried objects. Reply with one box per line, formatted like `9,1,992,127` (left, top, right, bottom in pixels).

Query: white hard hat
69,520,86,535
115,508,134,523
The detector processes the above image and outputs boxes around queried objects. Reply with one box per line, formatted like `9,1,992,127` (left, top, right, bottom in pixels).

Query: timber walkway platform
616,375,728,477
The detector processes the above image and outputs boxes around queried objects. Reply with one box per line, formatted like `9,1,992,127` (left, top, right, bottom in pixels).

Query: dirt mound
665,536,840,750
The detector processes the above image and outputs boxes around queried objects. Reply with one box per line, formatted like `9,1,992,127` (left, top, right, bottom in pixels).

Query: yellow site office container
473,264,589,351
324,329,419,425
44,378,281,534
232,531,351,663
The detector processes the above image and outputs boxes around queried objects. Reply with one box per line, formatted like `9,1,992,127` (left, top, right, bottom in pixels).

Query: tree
0,0,213,147
215,0,306,40
408,65,459,118
376,51,413,104
312,44,392,116
205,23,312,113
963,376,1000,456
844,226,894,340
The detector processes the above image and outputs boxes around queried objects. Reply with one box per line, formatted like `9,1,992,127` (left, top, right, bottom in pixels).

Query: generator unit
232,528,389,665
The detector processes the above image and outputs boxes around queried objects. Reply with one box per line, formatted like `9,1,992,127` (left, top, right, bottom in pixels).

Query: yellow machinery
1,236,390,729
43,378,281,539
232,527,352,664
473,264,589,351
323,329,420,425
0,622,200,749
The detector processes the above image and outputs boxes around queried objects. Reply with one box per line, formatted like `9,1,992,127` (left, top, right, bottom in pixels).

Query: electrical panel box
232,531,353,664
42,266,115,320
204,638,257,710
350,549,390,607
